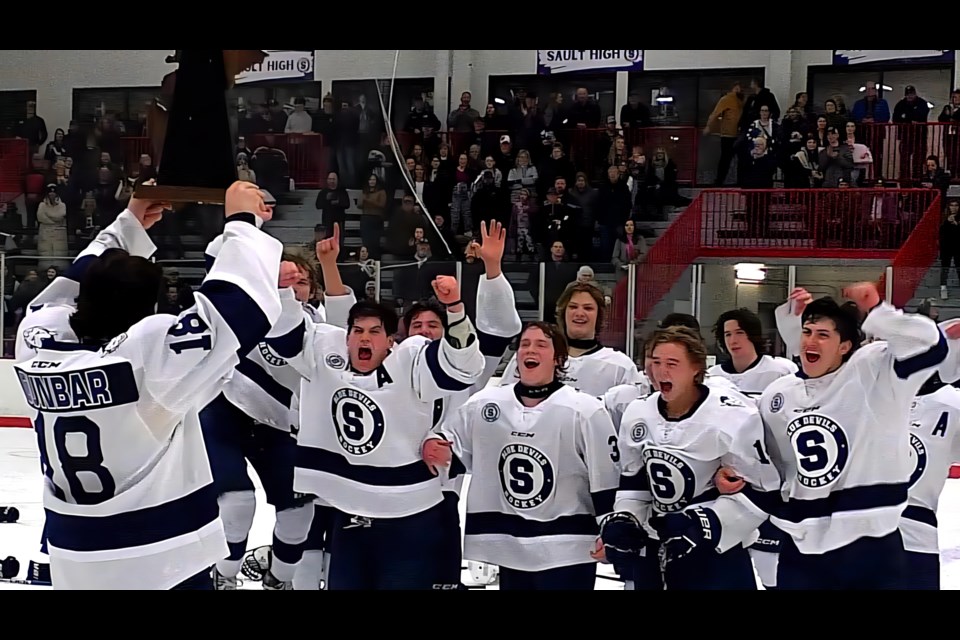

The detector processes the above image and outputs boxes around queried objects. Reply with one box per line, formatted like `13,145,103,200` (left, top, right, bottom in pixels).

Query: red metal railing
0,138,29,195
878,193,942,307
612,188,943,326
857,122,958,184
394,127,700,184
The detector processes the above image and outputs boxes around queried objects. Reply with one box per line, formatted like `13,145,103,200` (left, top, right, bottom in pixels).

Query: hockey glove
651,506,721,564
598,512,649,567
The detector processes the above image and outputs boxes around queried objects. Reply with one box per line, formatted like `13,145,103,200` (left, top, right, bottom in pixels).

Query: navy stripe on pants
902,550,940,590
777,530,907,590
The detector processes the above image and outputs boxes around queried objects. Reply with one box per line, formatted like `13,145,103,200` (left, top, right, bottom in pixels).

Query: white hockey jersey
900,383,960,554
758,303,947,555
616,387,781,552
12,216,283,590
15,209,158,363
707,355,798,398
289,313,485,519
436,384,619,571
500,345,643,396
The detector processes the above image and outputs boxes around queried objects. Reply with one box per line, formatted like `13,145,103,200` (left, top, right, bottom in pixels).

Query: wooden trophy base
134,183,226,205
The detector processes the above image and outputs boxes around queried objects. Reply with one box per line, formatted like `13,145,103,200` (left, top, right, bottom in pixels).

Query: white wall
0,360,29,420
0,49,859,133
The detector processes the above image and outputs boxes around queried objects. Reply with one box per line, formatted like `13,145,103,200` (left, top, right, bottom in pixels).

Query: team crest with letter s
630,421,647,443
331,388,385,455
770,393,784,413
786,413,849,487
642,448,696,512
498,443,555,509
326,353,346,370
481,403,500,422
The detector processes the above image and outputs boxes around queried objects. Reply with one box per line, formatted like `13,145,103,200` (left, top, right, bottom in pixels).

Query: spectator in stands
939,89,960,173
542,92,566,129
509,188,537,262
37,185,68,267
819,127,854,188
24,153,49,230
427,214,458,260
539,143,575,200
822,99,846,132
940,198,960,299
507,149,539,205
739,80,780,132
93,166,121,228
812,115,829,149
596,164,632,256
792,92,814,123
8,270,44,317
44,129,66,165
315,172,351,249
312,94,336,136
341,245,376,299
920,155,951,201
484,102,508,131
467,144,483,173
781,107,809,156
852,81,891,124
540,240,578,323
568,87,602,130
894,85,930,124
705,82,745,186
480,156,503,188
359,174,388,259
739,137,778,237
747,105,781,156
387,195,424,259
285,97,313,133
16,100,48,154
448,91,481,133
612,219,647,275
404,95,441,134
645,146,690,215
567,172,598,260
620,91,653,130
236,153,256,183
511,93,546,159
471,170,509,232
2,264,16,327
541,186,580,261
785,135,824,188
420,122,441,160
451,152,475,237
334,98,361,187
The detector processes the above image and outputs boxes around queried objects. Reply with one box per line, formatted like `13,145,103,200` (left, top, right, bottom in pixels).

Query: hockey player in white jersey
500,282,643,395
598,326,781,590
758,283,947,589
707,307,796,590
280,267,484,589
708,308,798,397
775,290,960,590
424,322,619,590
400,221,522,589
200,224,355,590
12,181,287,589
13,186,170,582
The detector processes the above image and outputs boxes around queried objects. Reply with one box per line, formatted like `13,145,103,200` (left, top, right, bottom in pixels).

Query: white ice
3,426,960,590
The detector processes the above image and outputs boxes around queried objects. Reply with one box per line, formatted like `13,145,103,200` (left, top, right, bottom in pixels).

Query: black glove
651,506,721,564
599,512,649,567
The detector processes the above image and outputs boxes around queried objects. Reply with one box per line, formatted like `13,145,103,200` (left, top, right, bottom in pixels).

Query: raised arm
774,288,811,359
137,182,283,417
411,276,485,403
315,223,356,329
473,221,523,387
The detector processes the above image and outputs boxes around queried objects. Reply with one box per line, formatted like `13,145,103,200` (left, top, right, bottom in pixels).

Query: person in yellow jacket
704,83,745,186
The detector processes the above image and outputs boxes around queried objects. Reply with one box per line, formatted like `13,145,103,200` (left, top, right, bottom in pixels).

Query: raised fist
225,181,271,222
842,282,881,313
787,287,814,317
316,223,341,264
279,261,301,289
126,179,170,230
431,275,460,306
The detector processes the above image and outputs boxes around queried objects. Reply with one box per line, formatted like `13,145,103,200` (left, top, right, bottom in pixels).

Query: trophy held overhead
135,50,268,205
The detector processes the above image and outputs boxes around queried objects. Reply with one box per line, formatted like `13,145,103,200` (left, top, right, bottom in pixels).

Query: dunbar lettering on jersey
16,362,139,412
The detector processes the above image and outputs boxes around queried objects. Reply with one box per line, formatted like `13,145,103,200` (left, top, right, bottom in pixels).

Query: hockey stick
0,577,51,587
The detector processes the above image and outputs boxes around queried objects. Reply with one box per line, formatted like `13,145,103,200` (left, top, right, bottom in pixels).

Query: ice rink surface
3,425,960,590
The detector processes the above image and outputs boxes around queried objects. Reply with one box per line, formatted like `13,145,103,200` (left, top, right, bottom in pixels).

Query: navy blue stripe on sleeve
591,489,616,517
235,357,294,409
65,254,98,282
893,331,948,380
477,331,515,358
423,340,473,392
265,321,306,359
740,485,782,518
198,280,271,355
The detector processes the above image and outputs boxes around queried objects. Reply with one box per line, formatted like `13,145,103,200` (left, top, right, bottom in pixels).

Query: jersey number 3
36,414,116,505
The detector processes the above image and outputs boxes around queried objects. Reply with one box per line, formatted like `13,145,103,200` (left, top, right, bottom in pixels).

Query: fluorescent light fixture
656,96,674,104
735,263,766,283
494,98,506,105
